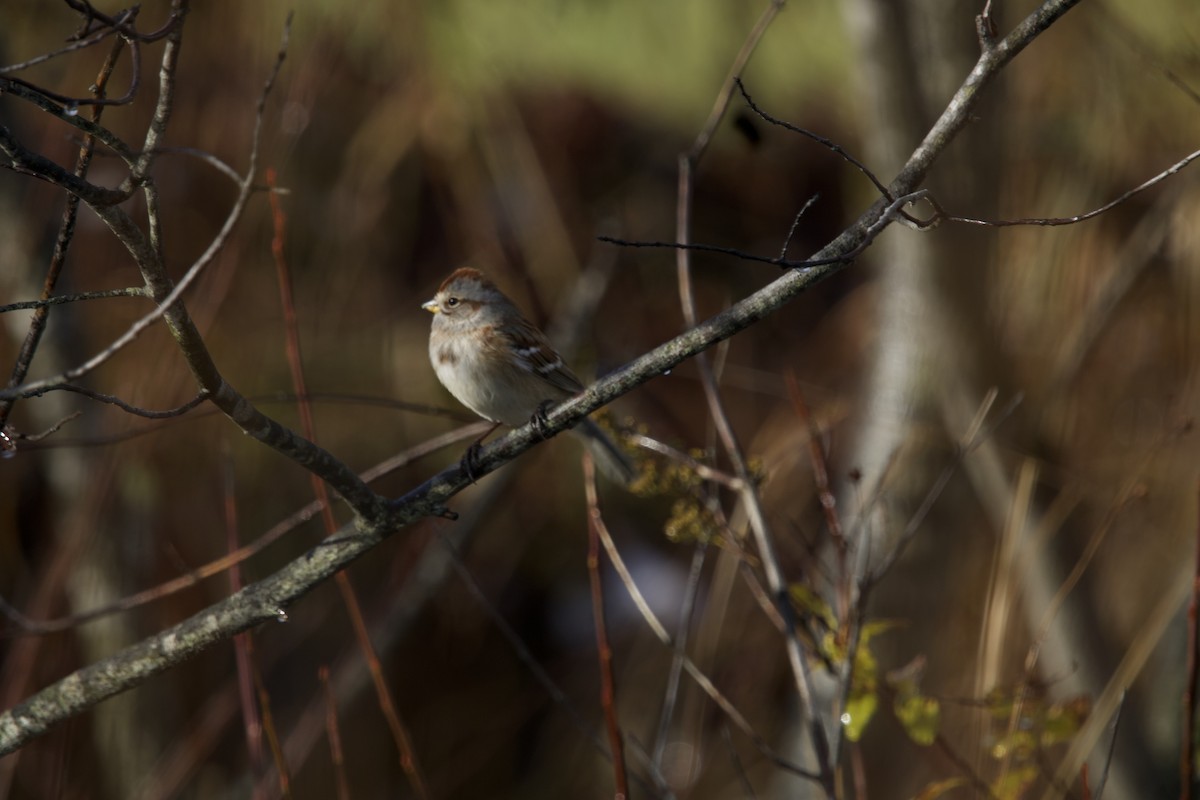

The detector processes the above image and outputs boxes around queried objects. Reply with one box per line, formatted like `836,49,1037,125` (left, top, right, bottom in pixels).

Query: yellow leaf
842,691,878,742
894,692,940,746
790,584,837,630
1040,696,1089,745
991,765,1037,800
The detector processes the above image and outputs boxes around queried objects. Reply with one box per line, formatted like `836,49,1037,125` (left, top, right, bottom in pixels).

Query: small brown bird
423,268,634,483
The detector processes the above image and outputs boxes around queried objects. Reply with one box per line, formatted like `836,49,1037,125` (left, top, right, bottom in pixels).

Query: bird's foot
460,441,484,483
459,422,500,484
530,400,556,440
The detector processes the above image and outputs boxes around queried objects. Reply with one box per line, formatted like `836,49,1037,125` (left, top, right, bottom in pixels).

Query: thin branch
44,386,209,419
155,145,256,186
629,433,745,489
17,411,82,443
737,77,895,202
225,449,266,781
0,151,129,206
0,287,147,313
0,22,121,74
0,34,142,109
653,540,708,768
722,723,759,799
64,0,182,44
583,455,630,799
17,394,476,451
3,0,183,109
687,0,786,164
0,77,139,164
1096,691,1125,800
318,667,352,800
251,634,292,798
599,188,929,271
780,194,822,261
930,147,1200,227
785,372,850,621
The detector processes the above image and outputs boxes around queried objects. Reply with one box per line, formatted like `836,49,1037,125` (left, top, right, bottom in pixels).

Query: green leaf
1040,696,1089,746
842,689,878,742
991,764,1037,800
894,692,940,746
790,583,837,631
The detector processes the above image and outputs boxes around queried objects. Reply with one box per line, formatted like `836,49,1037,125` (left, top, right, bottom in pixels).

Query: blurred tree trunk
815,2,1154,798
771,1,1011,796
841,0,999,560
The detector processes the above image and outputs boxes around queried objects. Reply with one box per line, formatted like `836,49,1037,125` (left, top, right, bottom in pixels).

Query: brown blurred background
1,0,1199,798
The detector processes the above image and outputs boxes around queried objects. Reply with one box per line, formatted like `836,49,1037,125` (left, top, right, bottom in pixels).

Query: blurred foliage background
1,0,1199,798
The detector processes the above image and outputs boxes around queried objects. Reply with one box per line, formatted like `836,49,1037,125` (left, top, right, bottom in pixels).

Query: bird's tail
572,417,636,486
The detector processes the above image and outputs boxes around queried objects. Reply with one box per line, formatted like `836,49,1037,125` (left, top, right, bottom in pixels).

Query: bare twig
653,541,709,768
0,30,143,109
64,0,181,44
583,455,630,799
686,0,785,164
780,194,822,260
737,78,895,202
252,635,291,799
41,386,209,419
1095,691,1125,800
20,394,476,451
0,19,124,74
0,78,139,166
930,147,1200,228
155,145,258,186
225,449,266,786
0,287,147,312
785,372,850,621
630,433,744,489
722,723,759,799
598,189,928,271
318,667,352,800
266,167,431,800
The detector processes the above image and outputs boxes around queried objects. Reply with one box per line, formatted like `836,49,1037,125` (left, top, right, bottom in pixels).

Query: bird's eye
445,296,460,308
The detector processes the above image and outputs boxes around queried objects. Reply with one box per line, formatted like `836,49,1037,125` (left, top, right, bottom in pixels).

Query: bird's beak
422,299,439,314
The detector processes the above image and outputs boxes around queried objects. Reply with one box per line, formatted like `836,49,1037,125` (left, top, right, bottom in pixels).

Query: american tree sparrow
423,267,635,483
